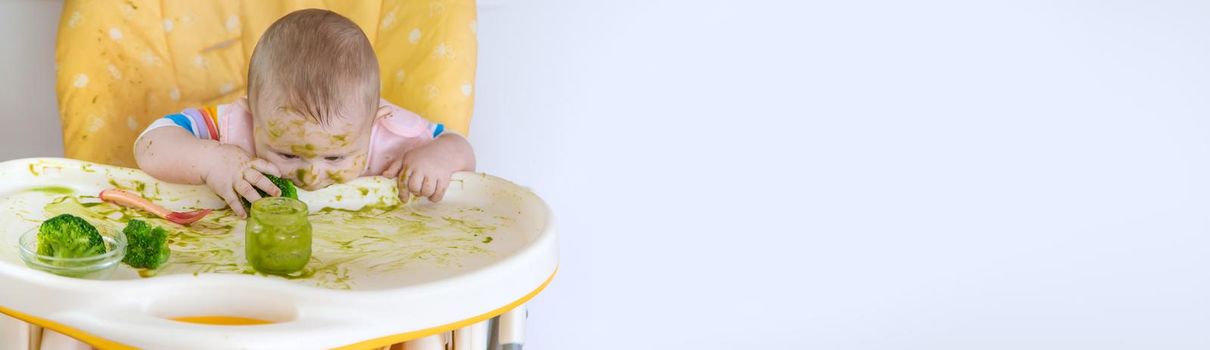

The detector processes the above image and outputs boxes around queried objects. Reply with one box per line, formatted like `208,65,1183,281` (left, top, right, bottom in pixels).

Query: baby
134,9,476,218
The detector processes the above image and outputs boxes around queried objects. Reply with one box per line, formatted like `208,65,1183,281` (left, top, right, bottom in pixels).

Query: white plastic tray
0,158,558,349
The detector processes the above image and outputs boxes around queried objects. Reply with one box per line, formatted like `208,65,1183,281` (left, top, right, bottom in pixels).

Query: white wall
474,0,1210,349
0,0,64,159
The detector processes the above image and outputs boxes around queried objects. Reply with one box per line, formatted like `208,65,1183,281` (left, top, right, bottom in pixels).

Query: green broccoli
122,219,170,269
241,173,298,208
37,214,106,259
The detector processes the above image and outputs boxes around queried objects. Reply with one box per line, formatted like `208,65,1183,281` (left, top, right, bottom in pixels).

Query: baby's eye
324,156,344,161
279,153,299,160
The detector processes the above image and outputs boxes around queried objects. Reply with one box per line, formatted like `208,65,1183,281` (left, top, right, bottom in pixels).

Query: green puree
246,197,311,275
28,186,74,195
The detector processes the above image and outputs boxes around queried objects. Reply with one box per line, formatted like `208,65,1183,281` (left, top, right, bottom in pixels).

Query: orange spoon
99,189,212,225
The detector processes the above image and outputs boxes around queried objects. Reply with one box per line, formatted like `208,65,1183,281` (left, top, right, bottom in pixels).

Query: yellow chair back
55,0,477,166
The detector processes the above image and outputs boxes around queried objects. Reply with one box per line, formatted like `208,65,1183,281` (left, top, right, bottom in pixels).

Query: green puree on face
245,197,311,275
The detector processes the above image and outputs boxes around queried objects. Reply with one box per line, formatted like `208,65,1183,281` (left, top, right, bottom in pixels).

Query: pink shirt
139,99,445,176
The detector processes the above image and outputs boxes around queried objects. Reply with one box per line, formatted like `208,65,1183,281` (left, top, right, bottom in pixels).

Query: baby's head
247,9,378,191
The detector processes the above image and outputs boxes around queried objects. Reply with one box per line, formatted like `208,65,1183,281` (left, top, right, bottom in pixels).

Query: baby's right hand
200,144,282,218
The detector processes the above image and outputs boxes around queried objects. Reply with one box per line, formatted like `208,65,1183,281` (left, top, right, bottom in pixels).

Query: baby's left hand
383,140,460,202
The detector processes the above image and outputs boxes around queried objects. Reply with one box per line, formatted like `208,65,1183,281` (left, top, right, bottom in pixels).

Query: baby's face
252,105,373,191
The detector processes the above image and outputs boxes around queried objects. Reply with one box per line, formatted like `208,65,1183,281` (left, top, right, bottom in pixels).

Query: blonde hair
247,9,379,124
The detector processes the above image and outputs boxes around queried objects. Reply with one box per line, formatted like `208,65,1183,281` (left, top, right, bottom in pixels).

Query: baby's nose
293,168,321,190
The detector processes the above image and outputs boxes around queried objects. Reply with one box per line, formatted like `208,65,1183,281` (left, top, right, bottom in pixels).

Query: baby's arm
134,122,281,217
382,132,476,202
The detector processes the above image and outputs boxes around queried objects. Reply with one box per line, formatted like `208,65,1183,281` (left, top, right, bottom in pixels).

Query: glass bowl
17,225,126,279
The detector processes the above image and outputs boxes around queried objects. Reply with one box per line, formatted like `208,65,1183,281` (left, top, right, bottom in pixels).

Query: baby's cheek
324,169,354,184
338,156,368,183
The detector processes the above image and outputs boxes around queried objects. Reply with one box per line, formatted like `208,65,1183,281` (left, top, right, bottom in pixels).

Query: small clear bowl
17,225,126,279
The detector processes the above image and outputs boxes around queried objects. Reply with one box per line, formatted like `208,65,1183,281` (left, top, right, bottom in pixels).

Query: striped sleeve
137,106,221,141
432,123,445,138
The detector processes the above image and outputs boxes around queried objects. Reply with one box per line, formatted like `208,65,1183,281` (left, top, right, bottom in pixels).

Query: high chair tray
0,158,558,349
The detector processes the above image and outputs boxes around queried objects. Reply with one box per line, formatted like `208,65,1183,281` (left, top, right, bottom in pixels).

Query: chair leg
39,329,91,350
453,320,489,350
30,324,43,350
402,333,447,350
496,305,526,350
0,314,31,350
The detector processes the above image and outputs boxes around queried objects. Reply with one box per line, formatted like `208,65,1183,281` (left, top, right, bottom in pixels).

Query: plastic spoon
98,189,212,225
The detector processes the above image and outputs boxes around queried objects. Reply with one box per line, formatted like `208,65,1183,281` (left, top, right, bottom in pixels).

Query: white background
0,0,65,160
5,0,1210,349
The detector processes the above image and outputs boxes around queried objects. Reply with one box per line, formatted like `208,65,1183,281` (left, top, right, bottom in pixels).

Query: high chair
0,1,553,349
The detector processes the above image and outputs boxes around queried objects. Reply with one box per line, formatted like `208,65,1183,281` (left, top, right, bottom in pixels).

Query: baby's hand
200,144,283,217
383,142,460,203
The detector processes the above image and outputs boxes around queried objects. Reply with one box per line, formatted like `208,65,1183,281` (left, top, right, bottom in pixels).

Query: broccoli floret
241,173,298,208
122,219,170,269
266,173,298,199
37,214,106,259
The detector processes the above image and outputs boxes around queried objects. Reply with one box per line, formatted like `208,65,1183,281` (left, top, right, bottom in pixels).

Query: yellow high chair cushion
55,0,477,167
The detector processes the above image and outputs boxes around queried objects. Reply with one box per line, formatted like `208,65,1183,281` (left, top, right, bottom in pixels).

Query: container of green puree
245,197,311,275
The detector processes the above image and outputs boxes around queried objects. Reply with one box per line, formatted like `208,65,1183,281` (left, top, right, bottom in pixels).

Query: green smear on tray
40,192,501,290
106,179,160,201
28,186,74,195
